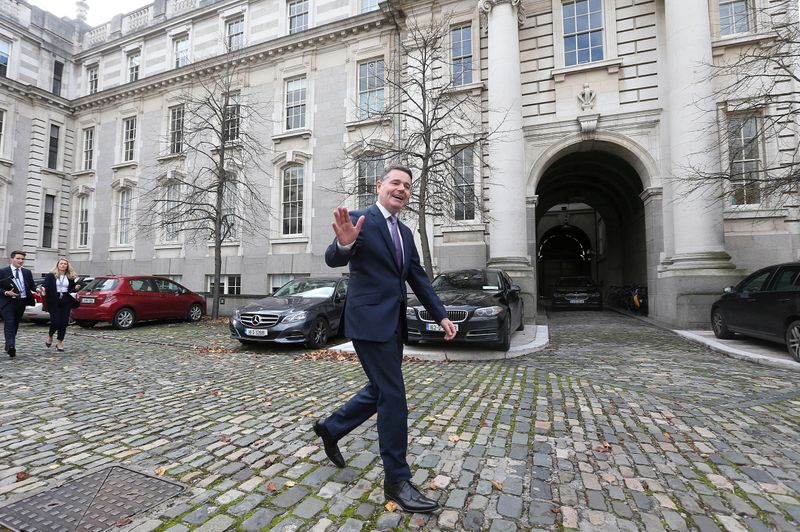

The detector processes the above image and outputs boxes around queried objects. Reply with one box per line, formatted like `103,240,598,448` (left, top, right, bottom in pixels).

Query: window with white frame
42,194,56,248
173,35,189,68
451,25,472,86
76,194,90,247
47,124,60,169
122,117,137,162
285,77,306,130
164,182,181,242
0,109,5,155
720,0,750,36
127,50,141,82
222,177,238,240
269,273,309,293
357,158,381,208
0,39,9,78
223,91,240,142
169,105,184,154
282,165,304,235
453,147,476,221
226,16,244,50
82,127,94,170
207,274,241,295
562,0,604,67
52,61,63,96
358,59,385,118
117,188,133,245
288,0,309,34
87,65,98,94
361,0,379,13
728,115,762,206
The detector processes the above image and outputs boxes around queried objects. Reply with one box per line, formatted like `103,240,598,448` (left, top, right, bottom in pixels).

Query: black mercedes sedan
711,262,800,361
406,268,524,351
551,276,602,310
229,277,347,348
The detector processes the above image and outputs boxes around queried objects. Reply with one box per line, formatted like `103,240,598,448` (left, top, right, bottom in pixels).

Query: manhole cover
0,466,184,531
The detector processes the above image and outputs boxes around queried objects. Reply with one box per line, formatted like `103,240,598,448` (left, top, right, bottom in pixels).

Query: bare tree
138,52,273,318
340,9,492,277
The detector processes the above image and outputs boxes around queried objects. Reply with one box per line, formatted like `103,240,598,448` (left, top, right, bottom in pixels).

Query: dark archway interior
535,150,647,299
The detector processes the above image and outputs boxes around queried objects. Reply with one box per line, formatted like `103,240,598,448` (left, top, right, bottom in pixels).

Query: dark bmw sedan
551,276,602,310
711,262,800,361
229,277,347,348
406,268,524,351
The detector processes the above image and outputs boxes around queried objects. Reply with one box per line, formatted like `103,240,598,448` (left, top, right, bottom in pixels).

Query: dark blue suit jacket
0,266,35,308
325,204,446,343
42,273,79,307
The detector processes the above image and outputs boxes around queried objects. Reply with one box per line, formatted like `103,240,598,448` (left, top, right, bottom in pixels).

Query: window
357,158,381,208
42,194,55,248
153,278,184,294
164,183,180,242
563,0,604,67
358,59,385,118
285,77,306,130
226,17,244,50
123,117,137,162
127,51,140,82
269,273,309,293
222,176,238,240
0,109,5,154
82,127,94,170
0,39,9,77
720,0,750,36
739,269,771,293
117,188,132,245
451,25,472,86
288,0,309,34
223,92,240,142
769,267,800,292
169,105,184,154
453,147,475,221
207,274,241,295
77,195,89,247
47,124,60,169
361,0,379,12
728,115,761,206
52,61,63,96
87,65,98,94
173,35,189,68
282,165,304,235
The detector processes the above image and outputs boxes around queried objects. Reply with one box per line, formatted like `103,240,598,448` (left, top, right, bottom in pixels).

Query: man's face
376,169,411,215
10,254,24,268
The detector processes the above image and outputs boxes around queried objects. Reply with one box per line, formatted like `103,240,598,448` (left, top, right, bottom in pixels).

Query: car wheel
711,308,734,339
516,303,525,331
496,317,511,351
113,308,136,330
306,317,329,349
187,303,203,322
785,320,800,362
75,320,96,329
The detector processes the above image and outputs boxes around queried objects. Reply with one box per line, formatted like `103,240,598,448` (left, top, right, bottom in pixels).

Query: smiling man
314,165,456,513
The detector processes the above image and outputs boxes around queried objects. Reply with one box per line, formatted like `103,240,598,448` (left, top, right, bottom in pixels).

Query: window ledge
271,236,308,244
723,206,787,219
446,81,484,96
68,248,91,254
71,169,95,177
552,58,623,83
212,141,243,153
154,243,183,250
207,241,241,247
345,116,391,131
441,222,485,232
112,161,138,171
712,32,774,55
108,246,134,252
40,167,67,177
156,153,186,163
0,157,12,168
272,128,312,143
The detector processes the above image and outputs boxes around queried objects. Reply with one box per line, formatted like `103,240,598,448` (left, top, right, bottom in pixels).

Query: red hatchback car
71,276,206,329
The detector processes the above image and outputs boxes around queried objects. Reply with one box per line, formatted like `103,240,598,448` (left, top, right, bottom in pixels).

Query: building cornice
0,76,72,112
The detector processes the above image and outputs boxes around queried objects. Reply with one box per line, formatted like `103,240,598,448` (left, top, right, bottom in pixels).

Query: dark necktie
388,216,403,269
13,268,22,293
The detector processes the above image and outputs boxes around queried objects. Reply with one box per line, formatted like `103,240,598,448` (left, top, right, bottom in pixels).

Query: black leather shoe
384,480,439,513
313,419,345,468
7,346,15,358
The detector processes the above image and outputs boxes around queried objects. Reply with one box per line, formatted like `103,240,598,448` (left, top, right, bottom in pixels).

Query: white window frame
0,38,10,78
163,182,181,243
75,194,91,248
169,105,184,154
0,109,6,158
719,0,752,37
222,176,239,240
206,274,242,295
360,0,379,13
356,157,381,209
86,64,99,94
226,16,245,51
127,50,141,82
552,0,618,71
41,193,57,248
117,188,133,246
122,116,137,162
47,123,61,170
281,165,304,235
450,24,473,87
223,91,240,142
82,126,94,170
173,34,189,68
288,0,309,35
357,58,385,119
285,76,307,130
727,114,763,207
453,146,477,221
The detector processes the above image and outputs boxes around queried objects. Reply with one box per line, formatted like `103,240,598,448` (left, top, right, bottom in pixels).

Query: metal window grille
288,0,309,34
169,105,184,154
454,147,476,221
728,116,762,206
123,117,136,161
563,0,604,66
282,165,304,235
226,17,244,50
720,0,750,36
127,51,140,82
83,127,94,170
357,158,381,208
451,25,472,86
285,77,306,130
358,59,385,118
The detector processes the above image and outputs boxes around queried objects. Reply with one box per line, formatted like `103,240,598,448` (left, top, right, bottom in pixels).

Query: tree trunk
211,171,225,320
417,170,434,278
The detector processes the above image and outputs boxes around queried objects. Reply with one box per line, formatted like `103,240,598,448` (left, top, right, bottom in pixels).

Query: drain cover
0,466,184,531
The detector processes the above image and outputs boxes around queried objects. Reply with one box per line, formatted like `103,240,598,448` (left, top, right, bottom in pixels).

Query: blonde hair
50,258,76,279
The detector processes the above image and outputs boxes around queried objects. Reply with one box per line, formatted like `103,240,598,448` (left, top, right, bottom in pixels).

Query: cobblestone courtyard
0,311,799,531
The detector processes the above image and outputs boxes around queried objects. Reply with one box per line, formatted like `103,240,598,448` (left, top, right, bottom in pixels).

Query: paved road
0,313,798,531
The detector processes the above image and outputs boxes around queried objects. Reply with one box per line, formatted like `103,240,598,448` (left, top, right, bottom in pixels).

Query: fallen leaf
385,501,398,512
595,446,610,453
491,480,503,490
479,420,488,428
429,480,437,490
16,471,29,482
266,482,278,493
220,435,231,443
642,480,650,491
115,516,133,526
154,467,166,476
550,506,561,514
135,392,145,398
448,434,460,443
602,441,610,447
211,390,222,397
285,480,296,487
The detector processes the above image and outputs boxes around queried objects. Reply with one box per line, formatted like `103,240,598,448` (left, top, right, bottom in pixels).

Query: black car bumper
406,315,504,344
551,294,602,309
229,318,309,343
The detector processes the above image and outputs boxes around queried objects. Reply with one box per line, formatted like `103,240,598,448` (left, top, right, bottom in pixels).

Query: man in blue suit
314,166,456,513
0,250,36,357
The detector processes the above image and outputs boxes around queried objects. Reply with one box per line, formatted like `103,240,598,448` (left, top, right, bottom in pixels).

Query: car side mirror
509,284,521,294
723,286,734,294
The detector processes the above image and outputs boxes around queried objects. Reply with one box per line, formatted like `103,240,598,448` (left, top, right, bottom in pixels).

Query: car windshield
557,277,595,288
84,278,119,292
273,279,336,298
432,270,502,291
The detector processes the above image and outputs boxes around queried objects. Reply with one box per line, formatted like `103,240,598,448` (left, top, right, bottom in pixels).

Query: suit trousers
48,296,73,341
324,331,410,484
1,300,27,349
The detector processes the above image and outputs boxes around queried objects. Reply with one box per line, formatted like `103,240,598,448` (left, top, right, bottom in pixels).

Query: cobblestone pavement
0,312,799,531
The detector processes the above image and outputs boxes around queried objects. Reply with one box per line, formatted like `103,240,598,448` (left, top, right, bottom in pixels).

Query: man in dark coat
0,250,36,357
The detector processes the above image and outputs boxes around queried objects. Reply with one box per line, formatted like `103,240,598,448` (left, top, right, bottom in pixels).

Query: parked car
23,276,95,324
71,276,205,329
551,276,603,310
405,268,524,351
711,262,800,361
229,277,348,348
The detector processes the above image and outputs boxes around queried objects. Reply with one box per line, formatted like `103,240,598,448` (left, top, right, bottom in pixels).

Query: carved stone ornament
478,0,526,27
577,83,596,111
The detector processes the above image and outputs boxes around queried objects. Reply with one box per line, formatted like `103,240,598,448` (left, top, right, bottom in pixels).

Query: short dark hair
382,165,413,181
10,250,25,259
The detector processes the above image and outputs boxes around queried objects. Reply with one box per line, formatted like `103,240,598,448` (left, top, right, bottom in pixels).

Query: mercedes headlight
284,311,308,323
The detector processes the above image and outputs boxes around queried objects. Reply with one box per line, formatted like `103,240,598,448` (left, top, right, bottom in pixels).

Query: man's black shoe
7,346,15,358
384,480,439,513
313,419,344,468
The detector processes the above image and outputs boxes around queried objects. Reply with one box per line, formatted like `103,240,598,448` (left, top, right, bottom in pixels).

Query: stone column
479,0,536,309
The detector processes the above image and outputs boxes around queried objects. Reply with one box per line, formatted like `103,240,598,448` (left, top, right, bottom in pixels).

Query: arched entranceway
534,149,649,303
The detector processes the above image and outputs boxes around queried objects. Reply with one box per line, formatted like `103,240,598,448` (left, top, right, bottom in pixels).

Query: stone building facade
0,0,798,326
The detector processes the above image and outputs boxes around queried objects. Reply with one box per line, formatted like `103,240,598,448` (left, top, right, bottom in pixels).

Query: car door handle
778,298,791,303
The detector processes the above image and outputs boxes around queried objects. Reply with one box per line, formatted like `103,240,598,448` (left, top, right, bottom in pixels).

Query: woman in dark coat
41,258,81,352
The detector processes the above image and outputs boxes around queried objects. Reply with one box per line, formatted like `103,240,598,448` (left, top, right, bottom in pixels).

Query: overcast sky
28,0,152,27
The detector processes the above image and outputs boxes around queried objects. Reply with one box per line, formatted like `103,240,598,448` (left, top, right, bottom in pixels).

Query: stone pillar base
655,268,745,328
487,256,536,321
660,251,737,272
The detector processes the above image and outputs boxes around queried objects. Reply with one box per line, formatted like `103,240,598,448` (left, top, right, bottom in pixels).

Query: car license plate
425,323,458,332
81,297,95,304
244,328,269,337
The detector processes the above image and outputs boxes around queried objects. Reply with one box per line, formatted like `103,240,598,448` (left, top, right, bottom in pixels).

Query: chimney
76,1,88,22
